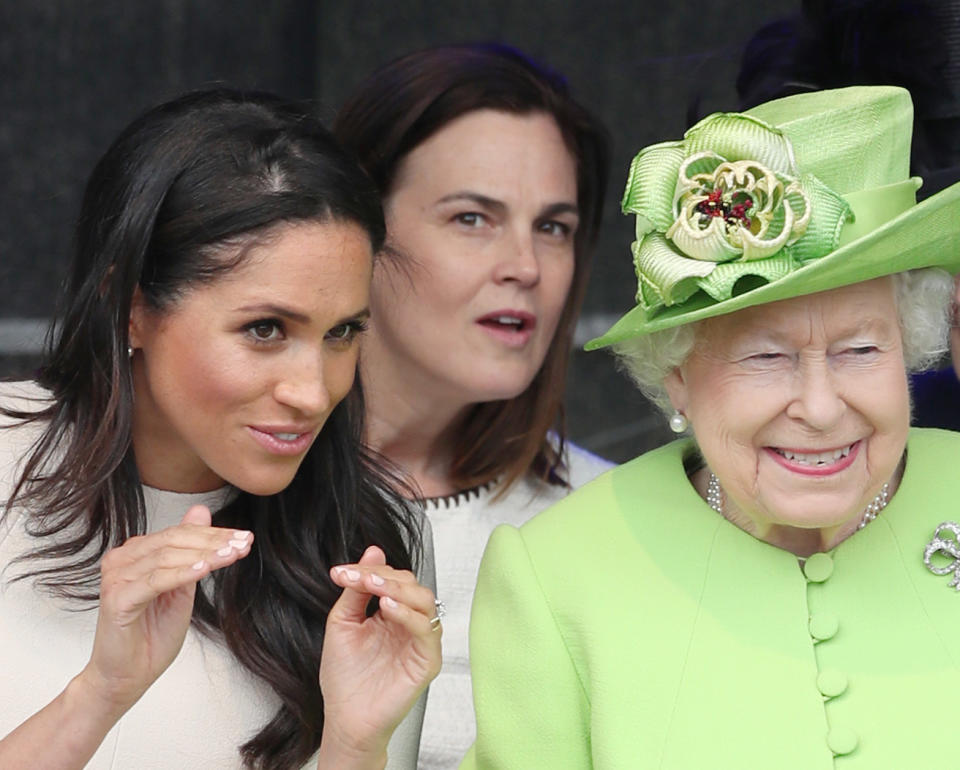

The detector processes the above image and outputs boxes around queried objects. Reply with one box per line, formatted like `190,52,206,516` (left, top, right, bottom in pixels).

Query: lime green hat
587,86,960,350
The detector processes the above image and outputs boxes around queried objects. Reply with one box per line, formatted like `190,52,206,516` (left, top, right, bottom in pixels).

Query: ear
663,366,689,414
128,286,147,350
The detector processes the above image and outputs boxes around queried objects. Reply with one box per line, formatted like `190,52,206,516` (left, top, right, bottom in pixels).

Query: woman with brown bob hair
334,43,612,768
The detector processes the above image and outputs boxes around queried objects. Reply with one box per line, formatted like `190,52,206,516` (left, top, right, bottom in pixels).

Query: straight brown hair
335,44,610,494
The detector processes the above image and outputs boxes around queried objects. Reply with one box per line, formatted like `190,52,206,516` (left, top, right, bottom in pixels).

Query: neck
693,464,902,558
360,330,473,498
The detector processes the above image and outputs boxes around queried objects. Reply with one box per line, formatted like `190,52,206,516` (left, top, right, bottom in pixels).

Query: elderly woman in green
462,86,960,769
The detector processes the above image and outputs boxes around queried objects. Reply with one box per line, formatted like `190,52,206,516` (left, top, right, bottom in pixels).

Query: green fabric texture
462,429,960,769
588,86,960,349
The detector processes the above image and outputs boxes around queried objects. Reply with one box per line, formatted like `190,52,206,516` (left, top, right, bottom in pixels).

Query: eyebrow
733,317,895,349
435,191,579,218
235,303,371,326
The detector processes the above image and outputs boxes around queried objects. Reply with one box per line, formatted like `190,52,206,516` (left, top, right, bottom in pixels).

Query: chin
468,372,539,402
224,467,298,497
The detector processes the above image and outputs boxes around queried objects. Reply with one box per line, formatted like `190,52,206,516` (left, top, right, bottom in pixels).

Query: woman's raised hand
317,545,442,770
77,504,254,717
0,504,254,769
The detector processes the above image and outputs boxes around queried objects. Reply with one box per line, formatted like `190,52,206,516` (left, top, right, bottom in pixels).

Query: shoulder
0,381,52,489
902,428,960,493
0,382,53,563
562,440,616,489
486,439,695,570
0,380,51,425
905,427,960,483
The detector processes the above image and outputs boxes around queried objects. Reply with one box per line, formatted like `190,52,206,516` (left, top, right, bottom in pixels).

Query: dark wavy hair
1,88,420,769
334,43,610,494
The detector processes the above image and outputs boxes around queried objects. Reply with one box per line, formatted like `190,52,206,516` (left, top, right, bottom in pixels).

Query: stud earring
127,345,134,358
669,410,688,433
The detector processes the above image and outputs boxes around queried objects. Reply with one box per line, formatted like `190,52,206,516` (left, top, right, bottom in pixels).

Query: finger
105,544,254,615
328,559,418,588
108,522,254,567
107,533,253,586
181,504,212,527
357,544,386,566
331,567,437,621
327,560,379,624
378,592,443,643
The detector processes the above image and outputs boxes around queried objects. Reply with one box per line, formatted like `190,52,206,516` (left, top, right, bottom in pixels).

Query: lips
248,425,316,456
766,440,860,476
475,310,537,348
476,310,536,332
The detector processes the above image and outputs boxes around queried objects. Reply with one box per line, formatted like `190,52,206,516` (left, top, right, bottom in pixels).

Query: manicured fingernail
217,546,233,557
333,566,345,576
346,569,361,582
192,560,206,570
233,530,251,540
371,574,385,586
382,596,398,608
228,539,248,549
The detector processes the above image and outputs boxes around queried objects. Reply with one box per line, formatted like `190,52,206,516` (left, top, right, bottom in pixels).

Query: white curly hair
613,268,954,418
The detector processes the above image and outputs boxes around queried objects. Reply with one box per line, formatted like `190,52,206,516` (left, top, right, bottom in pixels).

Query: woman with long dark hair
334,44,611,768
0,89,440,769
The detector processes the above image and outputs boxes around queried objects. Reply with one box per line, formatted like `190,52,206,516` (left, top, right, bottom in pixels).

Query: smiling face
665,277,910,545
129,219,372,495
366,109,578,407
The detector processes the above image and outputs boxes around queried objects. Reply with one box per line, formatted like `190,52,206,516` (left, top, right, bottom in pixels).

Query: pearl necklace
705,473,890,530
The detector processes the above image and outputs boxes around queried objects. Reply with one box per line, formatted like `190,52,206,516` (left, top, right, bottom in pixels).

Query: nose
273,349,332,417
785,356,846,431
491,227,540,288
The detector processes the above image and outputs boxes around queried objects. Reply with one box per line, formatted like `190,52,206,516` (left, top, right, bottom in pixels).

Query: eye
537,220,573,238
453,212,487,228
834,344,881,361
244,319,284,344
325,319,368,344
749,352,784,361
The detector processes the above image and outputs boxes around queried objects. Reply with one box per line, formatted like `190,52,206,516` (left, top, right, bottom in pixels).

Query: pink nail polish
228,539,248,549
346,569,361,582
192,560,205,571
233,530,251,540
217,546,233,557
382,596,398,608
371,574,385,586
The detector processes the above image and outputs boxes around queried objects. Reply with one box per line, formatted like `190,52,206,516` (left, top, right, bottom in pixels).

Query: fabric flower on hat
623,112,854,313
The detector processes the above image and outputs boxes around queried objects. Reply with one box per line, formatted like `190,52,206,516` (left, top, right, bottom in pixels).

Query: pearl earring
669,411,688,433
127,345,134,358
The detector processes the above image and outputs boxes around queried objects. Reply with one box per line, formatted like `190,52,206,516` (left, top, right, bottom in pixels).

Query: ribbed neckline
421,479,500,511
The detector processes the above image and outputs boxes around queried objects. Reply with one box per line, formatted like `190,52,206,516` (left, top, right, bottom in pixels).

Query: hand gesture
77,504,254,716
317,545,442,768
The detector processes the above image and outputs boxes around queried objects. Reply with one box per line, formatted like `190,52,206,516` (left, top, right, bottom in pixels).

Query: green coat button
817,669,848,697
826,726,858,755
809,611,840,641
803,552,834,582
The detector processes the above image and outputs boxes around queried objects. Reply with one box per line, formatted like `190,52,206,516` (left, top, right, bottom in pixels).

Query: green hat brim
586,179,960,350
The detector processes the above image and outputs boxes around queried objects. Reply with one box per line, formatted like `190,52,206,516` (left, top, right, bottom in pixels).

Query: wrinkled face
665,277,910,534
371,109,579,405
130,220,372,494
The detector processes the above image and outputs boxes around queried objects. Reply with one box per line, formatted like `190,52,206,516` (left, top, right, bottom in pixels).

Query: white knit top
416,444,614,769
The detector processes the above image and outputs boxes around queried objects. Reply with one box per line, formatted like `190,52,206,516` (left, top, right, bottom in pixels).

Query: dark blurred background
4,0,956,462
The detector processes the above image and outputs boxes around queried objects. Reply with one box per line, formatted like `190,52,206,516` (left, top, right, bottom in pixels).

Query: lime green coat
461,429,960,768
